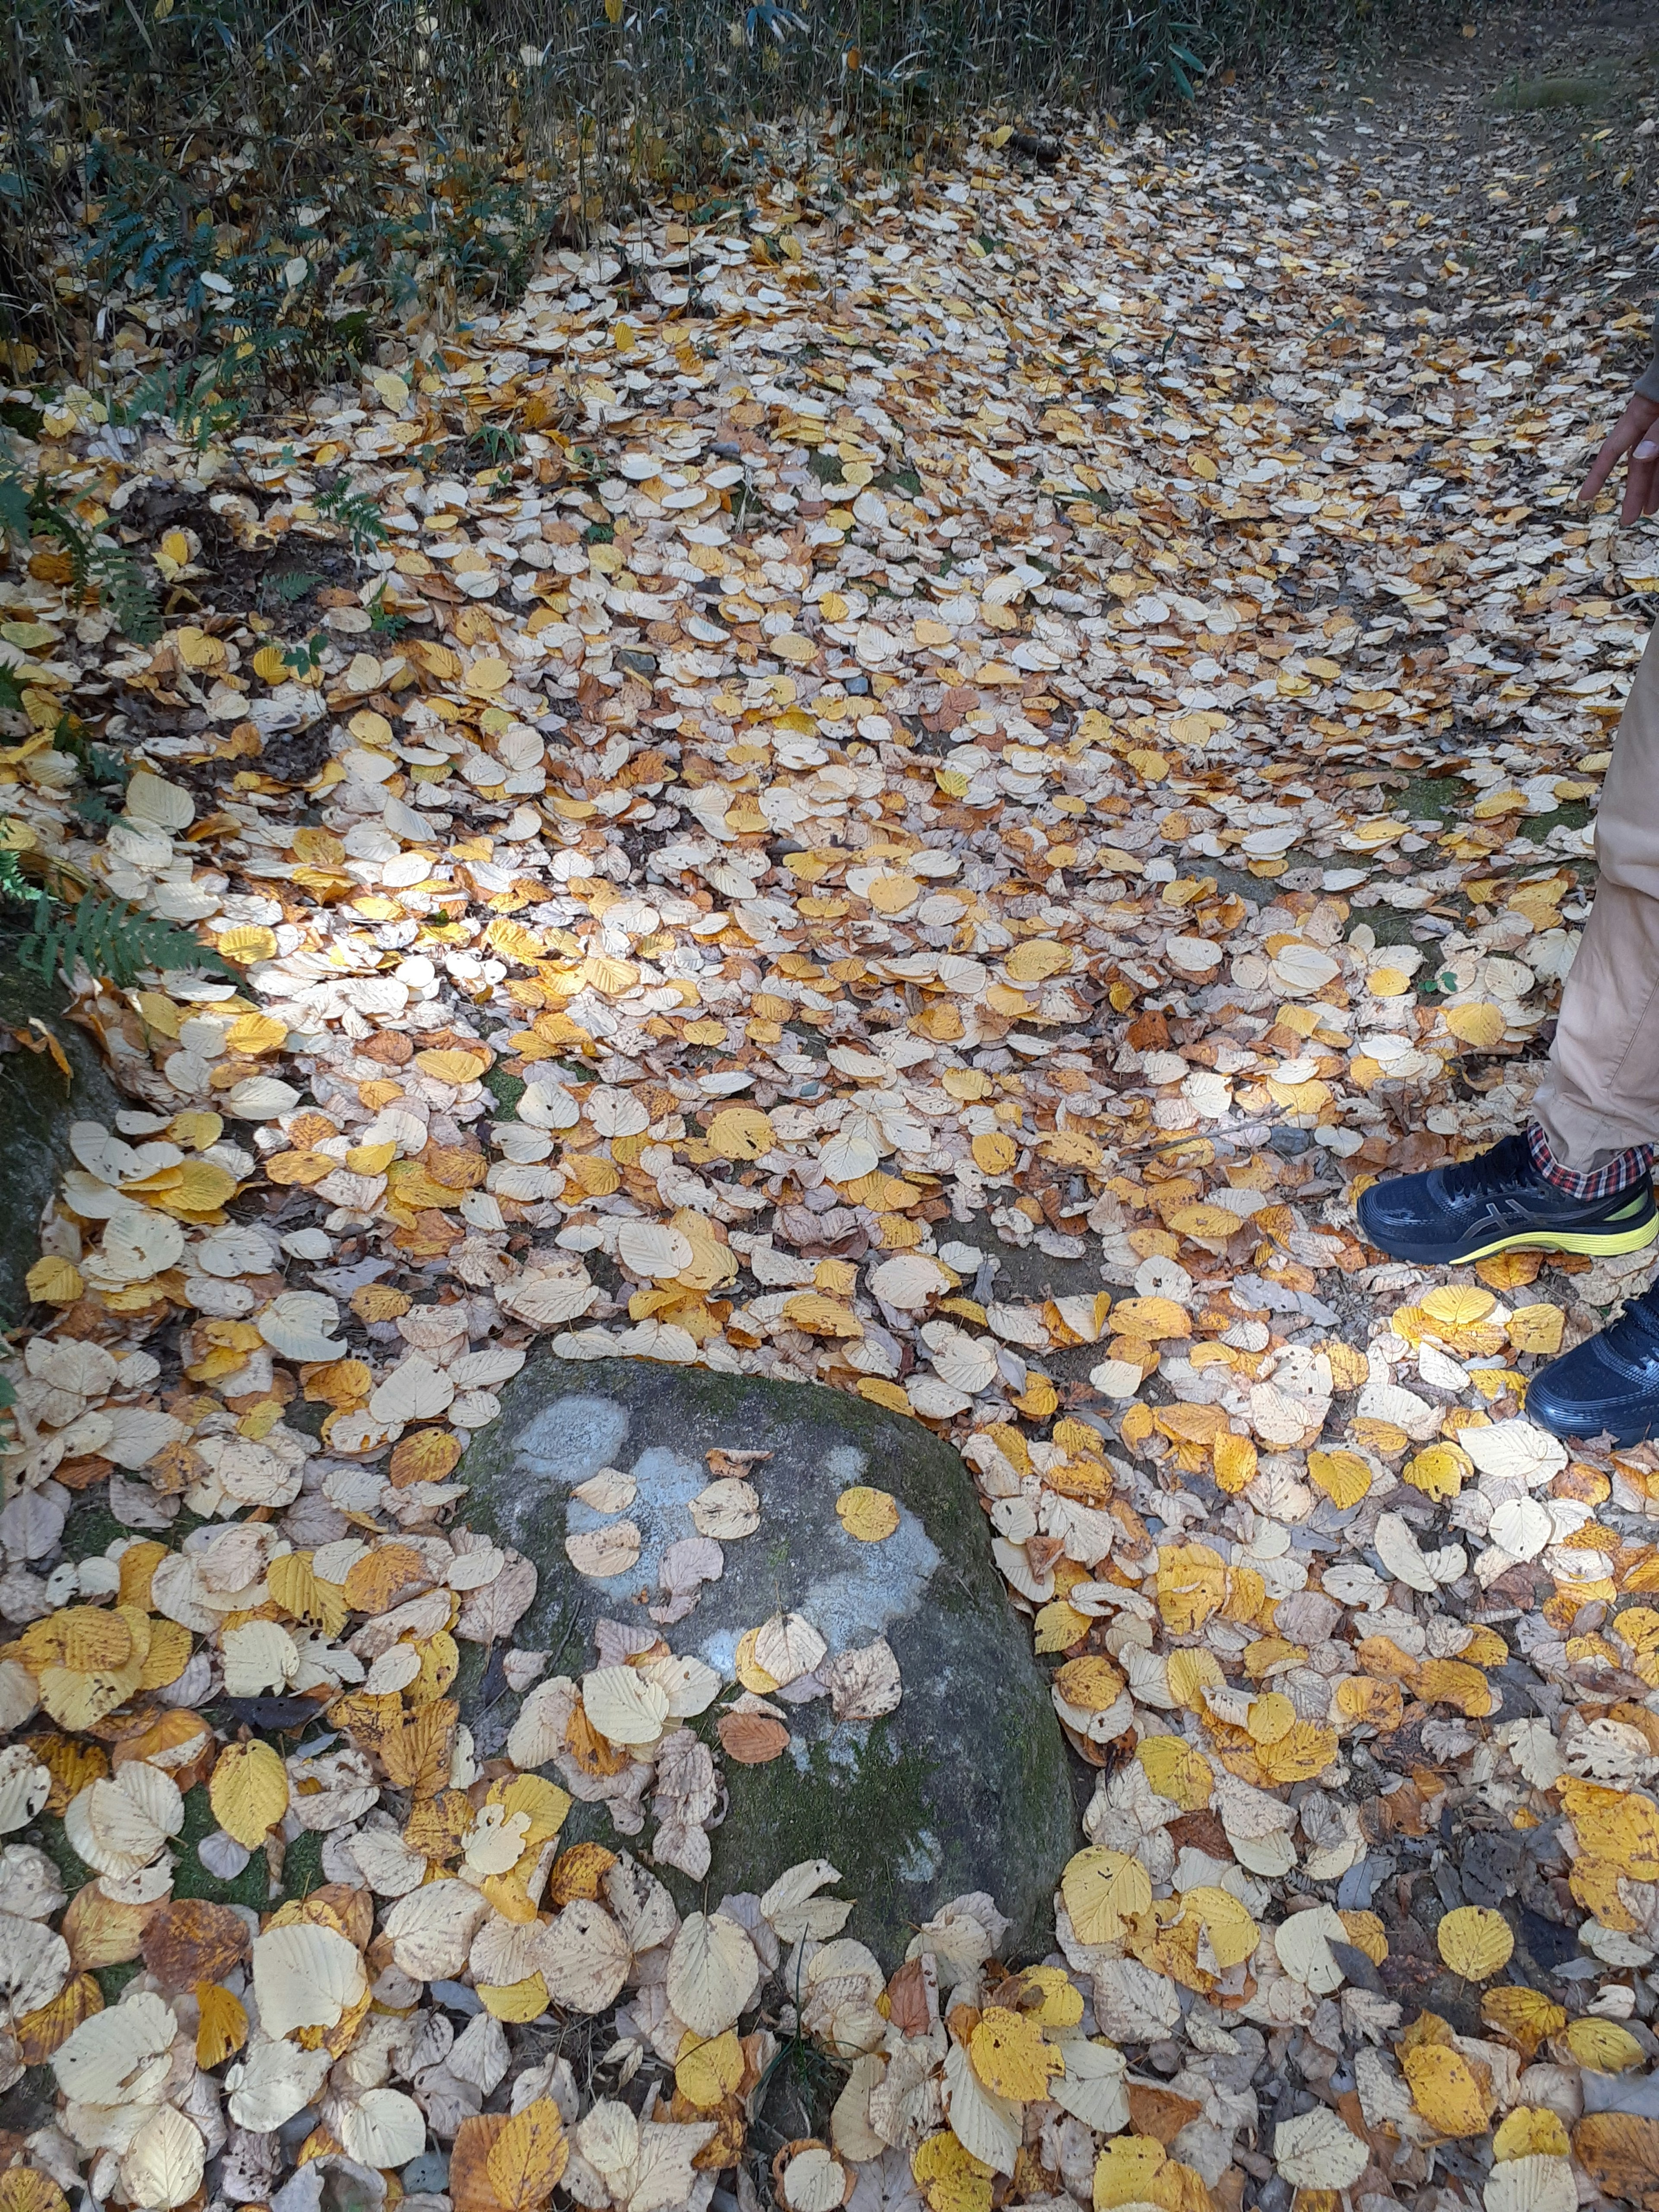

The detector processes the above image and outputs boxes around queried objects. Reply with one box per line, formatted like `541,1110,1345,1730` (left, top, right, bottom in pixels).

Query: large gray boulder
458,1356,1076,1964
0,952,121,1317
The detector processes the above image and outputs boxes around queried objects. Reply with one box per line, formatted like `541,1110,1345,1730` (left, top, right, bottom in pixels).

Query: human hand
1580,392,1659,523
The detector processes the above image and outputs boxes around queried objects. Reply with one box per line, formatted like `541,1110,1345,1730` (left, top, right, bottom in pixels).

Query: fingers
1581,417,1639,505
1625,438,1659,525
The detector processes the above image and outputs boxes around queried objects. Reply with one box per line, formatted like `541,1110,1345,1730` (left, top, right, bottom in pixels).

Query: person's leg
1530,617,1659,1179
1355,624,1659,1270
1359,620,1659,1442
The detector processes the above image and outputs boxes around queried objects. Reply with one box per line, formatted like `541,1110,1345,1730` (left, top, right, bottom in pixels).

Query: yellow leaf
1182,1885,1259,1969
26,1256,83,1306
1255,1718,1338,1783
675,2027,745,2108
836,1486,900,1542
1507,1303,1565,1357
479,1973,550,2022
1092,2137,1168,2212
1002,1964,1084,2029
1402,2044,1497,2136
1054,1655,1125,1713
1033,1601,1090,1653
208,1739,289,1848
969,2004,1063,2101
1436,1905,1514,1980
1402,1442,1471,1501
1560,1779,1659,1876
1166,1646,1224,1709
1061,1847,1152,1945
1004,938,1071,985
706,1106,774,1161
1493,2107,1571,2161
781,1292,862,1338
1564,2015,1646,2073
1213,1431,1257,1493
225,1012,288,1056
1157,1541,1226,1634
971,1131,1018,1175
1246,1691,1297,1745
1421,1285,1497,1328
1167,1202,1245,1242
1306,1449,1372,1509
1443,1001,1506,1049
486,2098,570,2211
1111,1297,1188,1341
1481,1985,1565,2056
216,925,279,965
195,1981,249,2067
1136,1735,1214,1810
912,2130,994,2212
415,1047,489,1085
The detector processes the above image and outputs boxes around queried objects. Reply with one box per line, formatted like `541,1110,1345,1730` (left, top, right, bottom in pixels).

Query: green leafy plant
12,885,234,989
0,464,161,645
280,632,329,677
367,583,408,638
267,570,323,607
315,480,388,555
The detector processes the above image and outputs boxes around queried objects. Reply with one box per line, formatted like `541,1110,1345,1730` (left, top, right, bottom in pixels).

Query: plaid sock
1526,1120,1654,1203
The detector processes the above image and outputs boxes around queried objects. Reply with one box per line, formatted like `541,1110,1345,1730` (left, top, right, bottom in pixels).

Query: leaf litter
5,44,1659,2212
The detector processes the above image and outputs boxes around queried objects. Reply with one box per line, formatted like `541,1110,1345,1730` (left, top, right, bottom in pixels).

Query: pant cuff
1526,1120,1654,1201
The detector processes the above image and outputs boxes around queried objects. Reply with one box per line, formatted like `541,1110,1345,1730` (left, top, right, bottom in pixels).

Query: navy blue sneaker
1527,1284,1659,1447
1356,1132,1658,1269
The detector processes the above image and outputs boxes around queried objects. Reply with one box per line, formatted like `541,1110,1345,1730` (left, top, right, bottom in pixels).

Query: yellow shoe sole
1456,1214,1659,1264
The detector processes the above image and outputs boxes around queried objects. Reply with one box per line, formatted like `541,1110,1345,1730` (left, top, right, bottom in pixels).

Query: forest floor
6,4,1659,2210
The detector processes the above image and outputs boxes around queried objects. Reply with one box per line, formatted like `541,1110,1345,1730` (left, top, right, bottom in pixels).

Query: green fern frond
89,547,163,645
0,848,38,904
314,479,388,553
19,892,235,988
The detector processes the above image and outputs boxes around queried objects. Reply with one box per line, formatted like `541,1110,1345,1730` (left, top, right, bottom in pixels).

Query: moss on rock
458,1355,1077,1963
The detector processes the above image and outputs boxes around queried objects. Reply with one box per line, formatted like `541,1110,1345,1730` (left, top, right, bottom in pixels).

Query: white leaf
690,1478,760,1539
617,1220,695,1280
0,1910,70,2025
0,1745,50,1834
582,1665,670,1747
1274,2107,1370,2189
665,1911,760,2035
252,1920,368,2040
1488,1496,1552,1560
566,1523,643,1581
1373,1512,1439,1594
369,1354,455,1423
382,1879,492,1980
499,1265,600,1328
753,1611,827,1688
1273,1905,1348,1995
1485,2157,1577,2212
1049,2037,1129,2134
942,2040,1019,2175
121,2106,205,2212
761,1860,853,1944
226,2039,333,2132
257,1290,345,1361
1461,1418,1567,1487
539,1897,632,2014
334,2087,426,2168
53,1990,178,2104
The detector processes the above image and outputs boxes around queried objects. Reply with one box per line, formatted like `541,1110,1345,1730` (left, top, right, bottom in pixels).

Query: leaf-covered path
7,10,1659,2210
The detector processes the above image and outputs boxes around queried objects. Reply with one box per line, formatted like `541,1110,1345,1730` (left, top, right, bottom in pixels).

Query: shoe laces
1613,1281,1659,1348
1437,1132,1534,1205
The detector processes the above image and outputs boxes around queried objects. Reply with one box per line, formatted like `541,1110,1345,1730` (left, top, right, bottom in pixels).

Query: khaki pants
1532,622,1659,1168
